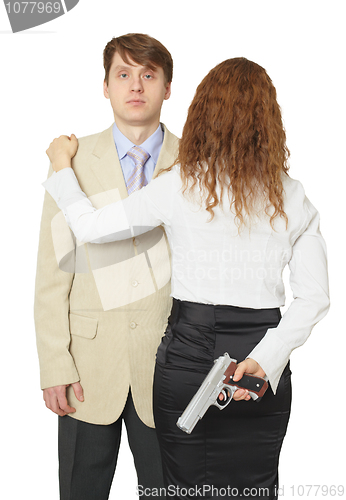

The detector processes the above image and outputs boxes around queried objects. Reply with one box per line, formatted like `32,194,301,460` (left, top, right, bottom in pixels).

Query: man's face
104,52,171,131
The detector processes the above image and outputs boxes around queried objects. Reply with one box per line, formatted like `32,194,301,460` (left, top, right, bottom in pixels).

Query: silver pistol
176,352,268,434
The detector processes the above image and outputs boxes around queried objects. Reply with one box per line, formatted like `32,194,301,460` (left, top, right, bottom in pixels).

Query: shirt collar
112,122,164,165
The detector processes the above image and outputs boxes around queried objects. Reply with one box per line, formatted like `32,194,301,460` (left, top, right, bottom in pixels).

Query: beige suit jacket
34,124,179,426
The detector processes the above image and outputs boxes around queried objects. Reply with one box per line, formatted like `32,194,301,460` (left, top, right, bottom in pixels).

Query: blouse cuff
247,331,291,394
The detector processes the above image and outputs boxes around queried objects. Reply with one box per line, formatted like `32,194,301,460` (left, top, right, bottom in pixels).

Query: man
34,33,179,500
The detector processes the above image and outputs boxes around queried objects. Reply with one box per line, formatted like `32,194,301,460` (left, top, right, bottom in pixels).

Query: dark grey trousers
58,391,165,499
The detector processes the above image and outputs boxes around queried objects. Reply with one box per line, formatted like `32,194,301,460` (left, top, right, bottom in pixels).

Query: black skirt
153,299,291,500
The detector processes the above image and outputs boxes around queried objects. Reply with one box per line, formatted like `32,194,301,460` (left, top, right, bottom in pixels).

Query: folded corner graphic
4,0,80,33
64,0,79,11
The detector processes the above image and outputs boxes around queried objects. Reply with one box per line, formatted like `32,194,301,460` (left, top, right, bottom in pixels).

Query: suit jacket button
132,280,139,287
130,322,137,329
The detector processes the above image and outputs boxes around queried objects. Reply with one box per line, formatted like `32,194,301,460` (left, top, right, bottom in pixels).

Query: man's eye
119,73,128,78
143,74,153,79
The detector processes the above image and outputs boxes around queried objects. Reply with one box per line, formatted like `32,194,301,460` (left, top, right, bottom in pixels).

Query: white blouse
43,166,330,393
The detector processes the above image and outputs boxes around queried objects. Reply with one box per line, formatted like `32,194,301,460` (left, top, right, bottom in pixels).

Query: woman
44,58,329,499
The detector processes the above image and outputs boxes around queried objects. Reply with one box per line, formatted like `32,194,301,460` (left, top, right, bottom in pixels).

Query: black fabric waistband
169,298,281,329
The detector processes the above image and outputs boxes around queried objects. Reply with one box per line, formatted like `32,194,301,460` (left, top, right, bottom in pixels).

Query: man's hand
43,382,84,417
46,134,78,172
232,358,266,402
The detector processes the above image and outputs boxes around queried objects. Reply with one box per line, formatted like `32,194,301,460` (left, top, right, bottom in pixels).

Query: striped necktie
126,146,150,194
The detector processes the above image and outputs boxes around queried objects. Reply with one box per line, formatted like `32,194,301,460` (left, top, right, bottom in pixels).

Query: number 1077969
5,2,61,14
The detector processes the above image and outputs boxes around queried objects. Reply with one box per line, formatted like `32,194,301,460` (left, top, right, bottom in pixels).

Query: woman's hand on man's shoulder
46,134,78,172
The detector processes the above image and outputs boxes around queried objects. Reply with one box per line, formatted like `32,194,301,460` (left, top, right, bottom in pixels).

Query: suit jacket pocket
69,313,98,340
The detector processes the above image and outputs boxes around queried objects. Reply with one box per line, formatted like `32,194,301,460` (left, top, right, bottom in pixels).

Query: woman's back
133,166,318,310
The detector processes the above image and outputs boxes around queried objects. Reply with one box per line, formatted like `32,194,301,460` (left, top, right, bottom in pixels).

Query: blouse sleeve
247,196,330,393
42,167,174,244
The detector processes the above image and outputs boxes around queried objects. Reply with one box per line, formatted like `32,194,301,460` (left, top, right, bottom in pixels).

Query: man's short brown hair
103,33,173,85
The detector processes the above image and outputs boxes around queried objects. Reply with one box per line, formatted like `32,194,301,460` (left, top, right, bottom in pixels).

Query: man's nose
131,76,144,92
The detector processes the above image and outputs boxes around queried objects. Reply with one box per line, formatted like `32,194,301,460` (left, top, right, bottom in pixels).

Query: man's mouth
127,99,145,105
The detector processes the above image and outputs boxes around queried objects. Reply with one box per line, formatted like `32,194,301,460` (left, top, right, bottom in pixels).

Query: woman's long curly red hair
174,57,290,228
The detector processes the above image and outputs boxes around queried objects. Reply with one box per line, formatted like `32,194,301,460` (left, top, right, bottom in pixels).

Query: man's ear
103,80,109,99
164,82,172,101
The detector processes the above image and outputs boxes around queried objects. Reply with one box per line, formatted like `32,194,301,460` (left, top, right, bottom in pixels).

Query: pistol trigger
215,388,233,410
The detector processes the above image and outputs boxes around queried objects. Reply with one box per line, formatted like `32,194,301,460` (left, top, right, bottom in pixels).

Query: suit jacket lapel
90,125,129,200
153,124,179,179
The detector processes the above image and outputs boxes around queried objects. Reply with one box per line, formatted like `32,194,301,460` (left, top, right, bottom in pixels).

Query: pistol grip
227,373,268,398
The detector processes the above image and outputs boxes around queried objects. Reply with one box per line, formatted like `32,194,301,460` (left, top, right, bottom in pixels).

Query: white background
0,1,345,498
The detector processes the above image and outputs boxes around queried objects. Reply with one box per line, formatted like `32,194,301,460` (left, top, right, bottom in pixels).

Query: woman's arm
247,198,330,393
43,168,137,244
43,135,172,244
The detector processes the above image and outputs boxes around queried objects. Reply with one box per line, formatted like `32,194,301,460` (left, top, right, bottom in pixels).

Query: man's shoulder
160,124,179,161
162,124,179,144
72,125,115,174
76,125,113,154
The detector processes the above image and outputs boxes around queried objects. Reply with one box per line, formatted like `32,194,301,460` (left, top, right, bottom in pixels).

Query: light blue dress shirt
112,122,164,187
